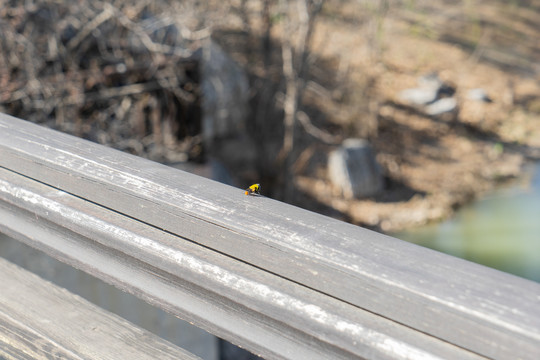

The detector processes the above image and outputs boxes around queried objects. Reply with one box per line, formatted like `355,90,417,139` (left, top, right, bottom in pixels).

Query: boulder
328,139,383,199
399,73,457,116
399,87,439,106
425,97,458,116
399,73,442,105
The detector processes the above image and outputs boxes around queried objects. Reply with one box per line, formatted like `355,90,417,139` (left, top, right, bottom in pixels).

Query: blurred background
1,0,539,358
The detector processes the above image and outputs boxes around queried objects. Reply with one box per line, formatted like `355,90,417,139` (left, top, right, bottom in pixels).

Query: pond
394,162,540,283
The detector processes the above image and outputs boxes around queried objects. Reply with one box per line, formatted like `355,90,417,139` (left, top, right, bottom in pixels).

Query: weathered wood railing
0,113,539,359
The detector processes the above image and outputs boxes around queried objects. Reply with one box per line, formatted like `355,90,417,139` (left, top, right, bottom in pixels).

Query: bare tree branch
277,0,324,200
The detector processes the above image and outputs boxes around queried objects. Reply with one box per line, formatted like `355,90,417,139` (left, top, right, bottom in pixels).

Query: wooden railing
1,113,539,359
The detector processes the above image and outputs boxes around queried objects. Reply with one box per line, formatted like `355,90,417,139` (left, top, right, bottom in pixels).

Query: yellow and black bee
245,183,261,196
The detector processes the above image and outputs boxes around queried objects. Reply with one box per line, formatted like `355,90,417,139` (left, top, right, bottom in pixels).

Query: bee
245,183,261,196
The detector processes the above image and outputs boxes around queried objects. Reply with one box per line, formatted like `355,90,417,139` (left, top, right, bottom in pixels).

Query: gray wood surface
1,113,539,359
0,167,477,359
0,257,200,360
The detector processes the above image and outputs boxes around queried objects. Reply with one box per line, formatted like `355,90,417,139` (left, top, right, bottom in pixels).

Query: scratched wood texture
0,257,200,360
0,167,480,360
0,113,539,359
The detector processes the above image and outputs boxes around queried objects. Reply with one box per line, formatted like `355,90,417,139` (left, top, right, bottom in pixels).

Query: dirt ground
253,0,540,232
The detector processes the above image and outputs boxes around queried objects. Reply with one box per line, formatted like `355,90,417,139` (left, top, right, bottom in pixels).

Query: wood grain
0,257,200,360
1,113,539,359
0,167,481,359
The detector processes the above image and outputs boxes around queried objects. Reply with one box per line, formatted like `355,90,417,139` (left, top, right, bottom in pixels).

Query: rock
199,41,249,144
399,87,439,106
466,88,493,103
425,97,458,116
417,72,443,89
328,139,383,199
399,72,458,117
399,73,443,105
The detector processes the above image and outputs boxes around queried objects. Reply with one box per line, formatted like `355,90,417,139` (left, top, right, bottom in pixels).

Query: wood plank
1,113,540,359
0,168,484,359
0,257,200,360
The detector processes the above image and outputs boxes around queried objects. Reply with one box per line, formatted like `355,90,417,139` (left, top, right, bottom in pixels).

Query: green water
394,163,540,283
